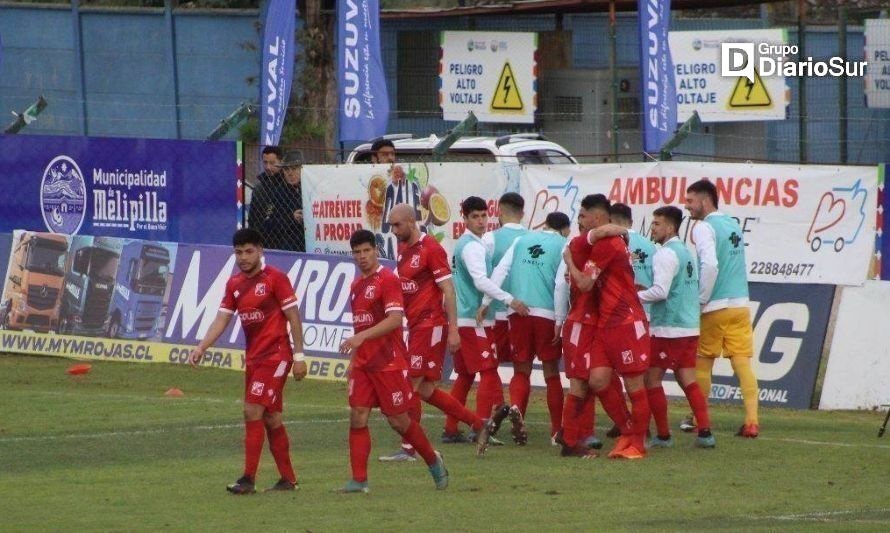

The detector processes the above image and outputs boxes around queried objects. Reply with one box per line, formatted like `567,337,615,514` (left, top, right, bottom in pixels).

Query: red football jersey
220,266,298,363
587,235,646,328
566,234,598,326
397,234,450,329
349,265,408,371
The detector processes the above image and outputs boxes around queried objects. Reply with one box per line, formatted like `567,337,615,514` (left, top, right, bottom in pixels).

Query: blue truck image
107,242,170,339
58,238,121,336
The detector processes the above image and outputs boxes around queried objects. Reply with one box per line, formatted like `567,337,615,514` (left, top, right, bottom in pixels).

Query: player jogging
685,179,759,438
189,228,307,494
336,229,448,493
637,206,715,449
378,204,488,461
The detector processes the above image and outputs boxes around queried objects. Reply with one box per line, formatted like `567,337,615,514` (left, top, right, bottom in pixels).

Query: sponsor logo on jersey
239,308,265,325
353,312,375,326
401,279,419,294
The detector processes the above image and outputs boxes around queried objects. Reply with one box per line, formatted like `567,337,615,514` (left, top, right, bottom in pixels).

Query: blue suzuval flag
337,0,390,142
638,0,678,154
261,0,296,146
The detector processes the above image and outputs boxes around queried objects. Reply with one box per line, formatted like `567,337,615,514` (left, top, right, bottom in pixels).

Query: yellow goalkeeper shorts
698,307,754,358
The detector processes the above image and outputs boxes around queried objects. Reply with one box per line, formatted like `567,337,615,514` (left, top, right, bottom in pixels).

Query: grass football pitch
2,353,889,532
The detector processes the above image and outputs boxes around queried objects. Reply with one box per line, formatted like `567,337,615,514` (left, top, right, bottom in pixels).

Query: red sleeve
586,238,617,278
272,271,299,311
382,271,405,314
427,240,452,282
220,278,236,314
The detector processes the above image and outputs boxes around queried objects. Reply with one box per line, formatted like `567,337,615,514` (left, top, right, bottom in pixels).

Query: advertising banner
637,0,677,152
302,162,510,259
820,281,890,410
662,283,834,409
260,0,296,146
668,29,787,122
0,230,374,381
865,19,890,109
522,162,878,286
439,31,537,124
337,0,389,142
0,134,236,245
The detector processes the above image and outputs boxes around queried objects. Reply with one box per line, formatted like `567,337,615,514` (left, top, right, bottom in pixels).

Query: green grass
2,353,889,532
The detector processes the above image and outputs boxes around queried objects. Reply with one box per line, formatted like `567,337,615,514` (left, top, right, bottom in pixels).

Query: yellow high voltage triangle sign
728,68,772,108
490,62,524,111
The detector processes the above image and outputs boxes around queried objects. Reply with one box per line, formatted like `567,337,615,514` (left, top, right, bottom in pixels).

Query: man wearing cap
248,150,305,252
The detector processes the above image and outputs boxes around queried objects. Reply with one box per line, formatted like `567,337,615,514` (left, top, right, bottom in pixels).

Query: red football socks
267,424,296,483
400,393,422,451
597,383,630,434
647,386,670,438
579,391,596,440
545,375,565,436
560,394,584,447
401,420,437,466
509,372,531,415
349,426,371,483
683,381,711,431
477,369,504,420
427,388,483,431
444,373,474,434
243,419,265,479
628,388,651,437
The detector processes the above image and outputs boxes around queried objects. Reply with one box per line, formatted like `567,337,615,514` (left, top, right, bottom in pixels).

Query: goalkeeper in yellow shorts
684,180,759,438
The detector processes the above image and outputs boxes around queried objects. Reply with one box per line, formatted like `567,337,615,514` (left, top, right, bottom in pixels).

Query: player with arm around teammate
189,228,308,494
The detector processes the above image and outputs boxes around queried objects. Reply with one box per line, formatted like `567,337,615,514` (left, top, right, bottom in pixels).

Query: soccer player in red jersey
336,229,448,493
565,194,651,460
189,228,307,494
378,204,487,461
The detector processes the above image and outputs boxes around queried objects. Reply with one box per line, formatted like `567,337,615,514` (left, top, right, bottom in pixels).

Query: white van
346,133,578,165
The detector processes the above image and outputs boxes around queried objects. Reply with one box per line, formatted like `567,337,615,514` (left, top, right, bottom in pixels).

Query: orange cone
66,363,92,375
164,387,184,398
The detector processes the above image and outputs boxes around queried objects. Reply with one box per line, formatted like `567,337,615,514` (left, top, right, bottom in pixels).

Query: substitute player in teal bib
686,179,759,438
481,193,528,365
609,203,655,318
484,212,571,444
637,206,715,450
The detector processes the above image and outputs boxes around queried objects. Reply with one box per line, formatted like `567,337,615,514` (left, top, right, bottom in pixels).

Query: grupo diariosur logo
721,42,867,81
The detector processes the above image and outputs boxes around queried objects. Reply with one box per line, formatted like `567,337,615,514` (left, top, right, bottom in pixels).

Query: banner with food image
302,163,509,259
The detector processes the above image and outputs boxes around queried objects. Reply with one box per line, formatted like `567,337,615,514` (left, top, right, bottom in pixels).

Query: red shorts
244,359,292,413
453,326,498,375
492,320,513,363
562,320,597,380
590,321,651,376
509,315,561,363
348,367,414,416
406,325,447,381
650,336,699,370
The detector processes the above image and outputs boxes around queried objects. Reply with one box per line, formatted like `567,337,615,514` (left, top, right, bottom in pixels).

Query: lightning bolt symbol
503,76,512,104
745,77,755,101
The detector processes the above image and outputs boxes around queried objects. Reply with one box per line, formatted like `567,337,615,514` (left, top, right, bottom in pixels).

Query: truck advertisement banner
0,231,378,381
0,134,236,245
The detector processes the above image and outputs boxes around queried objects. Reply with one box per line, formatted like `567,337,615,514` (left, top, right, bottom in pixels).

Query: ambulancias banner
637,0,677,153
337,0,389,141
0,231,380,381
261,0,296,146
0,134,236,245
